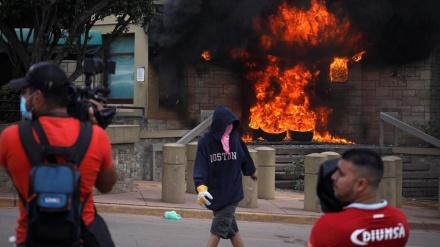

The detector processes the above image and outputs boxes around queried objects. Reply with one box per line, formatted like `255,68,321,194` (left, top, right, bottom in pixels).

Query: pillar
304,153,328,212
383,155,402,208
255,147,275,200
321,151,341,160
162,143,186,204
186,142,198,194
239,148,258,208
380,156,397,207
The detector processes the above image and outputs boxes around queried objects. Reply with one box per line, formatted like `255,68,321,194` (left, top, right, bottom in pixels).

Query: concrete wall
326,47,440,145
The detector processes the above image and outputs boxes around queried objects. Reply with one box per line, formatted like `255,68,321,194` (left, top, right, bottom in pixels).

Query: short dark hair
341,148,384,187
41,90,69,107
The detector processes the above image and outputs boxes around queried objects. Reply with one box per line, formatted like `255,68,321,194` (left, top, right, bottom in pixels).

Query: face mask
20,94,34,120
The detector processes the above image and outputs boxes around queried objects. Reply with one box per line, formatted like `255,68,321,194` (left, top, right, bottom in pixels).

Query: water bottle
8,236,17,247
163,210,182,220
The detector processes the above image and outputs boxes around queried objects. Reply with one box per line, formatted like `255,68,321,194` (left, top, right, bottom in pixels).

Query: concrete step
403,163,431,171
403,179,438,188
275,180,296,190
403,171,439,179
275,155,304,164
402,187,438,198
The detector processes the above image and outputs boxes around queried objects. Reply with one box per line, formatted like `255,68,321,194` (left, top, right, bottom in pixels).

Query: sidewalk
1,180,439,231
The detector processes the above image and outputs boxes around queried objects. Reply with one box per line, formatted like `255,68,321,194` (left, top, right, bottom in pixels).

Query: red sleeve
0,125,15,167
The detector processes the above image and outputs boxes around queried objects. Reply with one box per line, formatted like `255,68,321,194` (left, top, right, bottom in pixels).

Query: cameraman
0,62,117,247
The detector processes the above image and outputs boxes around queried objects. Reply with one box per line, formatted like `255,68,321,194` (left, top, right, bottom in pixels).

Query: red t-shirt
307,201,409,247
0,117,113,244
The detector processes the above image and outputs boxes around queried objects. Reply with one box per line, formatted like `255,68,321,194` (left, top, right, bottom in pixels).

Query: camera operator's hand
88,99,104,125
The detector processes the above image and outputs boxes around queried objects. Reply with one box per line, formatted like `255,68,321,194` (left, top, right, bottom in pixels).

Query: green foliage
0,0,158,78
284,158,305,192
0,84,21,124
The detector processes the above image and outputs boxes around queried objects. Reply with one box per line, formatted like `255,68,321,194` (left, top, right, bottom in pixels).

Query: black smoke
337,0,440,65
149,0,440,69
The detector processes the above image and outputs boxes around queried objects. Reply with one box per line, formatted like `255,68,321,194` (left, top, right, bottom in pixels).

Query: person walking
307,148,409,247
193,105,258,247
0,61,117,247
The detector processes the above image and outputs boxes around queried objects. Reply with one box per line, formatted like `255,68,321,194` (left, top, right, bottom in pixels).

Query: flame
240,0,365,143
313,131,354,144
241,133,253,143
259,0,362,51
330,57,349,82
330,51,366,82
248,58,330,133
201,50,211,61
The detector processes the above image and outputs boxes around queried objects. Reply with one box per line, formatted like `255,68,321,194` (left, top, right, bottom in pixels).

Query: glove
196,185,213,208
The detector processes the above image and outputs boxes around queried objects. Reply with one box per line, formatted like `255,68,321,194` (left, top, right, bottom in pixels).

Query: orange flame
258,0,362,51
201,50,211,61
248,58,328,133
241,0,365,143
330,51,366,82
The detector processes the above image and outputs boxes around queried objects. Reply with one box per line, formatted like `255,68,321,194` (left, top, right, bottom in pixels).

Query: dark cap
9,62,69,94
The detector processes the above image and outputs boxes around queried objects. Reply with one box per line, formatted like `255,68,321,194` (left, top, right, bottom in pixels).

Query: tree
0,0,157,82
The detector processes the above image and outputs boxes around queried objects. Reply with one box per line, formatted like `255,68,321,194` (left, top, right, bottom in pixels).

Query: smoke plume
149,0,440,67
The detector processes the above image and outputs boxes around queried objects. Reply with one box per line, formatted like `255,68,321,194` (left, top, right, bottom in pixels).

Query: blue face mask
20,95,33,120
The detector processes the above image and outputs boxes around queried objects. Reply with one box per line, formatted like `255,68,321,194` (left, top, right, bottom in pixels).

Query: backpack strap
17,119,94,205
21,119,93,167
18,120,43,167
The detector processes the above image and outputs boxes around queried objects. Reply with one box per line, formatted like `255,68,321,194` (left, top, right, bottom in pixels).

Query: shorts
211,204,239,239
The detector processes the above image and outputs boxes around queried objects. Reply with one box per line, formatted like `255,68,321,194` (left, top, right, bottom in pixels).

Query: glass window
107,35,134,104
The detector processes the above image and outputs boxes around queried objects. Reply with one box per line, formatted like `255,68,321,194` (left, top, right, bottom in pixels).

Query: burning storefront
148,0,440,145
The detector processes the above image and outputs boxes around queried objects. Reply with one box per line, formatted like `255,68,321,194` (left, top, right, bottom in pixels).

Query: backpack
316,158,349,213
18,119,92,247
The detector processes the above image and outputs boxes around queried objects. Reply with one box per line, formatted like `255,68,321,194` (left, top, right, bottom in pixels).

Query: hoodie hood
209,105,240,141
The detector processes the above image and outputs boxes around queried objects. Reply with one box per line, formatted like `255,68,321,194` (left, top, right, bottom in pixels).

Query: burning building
148,0,440,145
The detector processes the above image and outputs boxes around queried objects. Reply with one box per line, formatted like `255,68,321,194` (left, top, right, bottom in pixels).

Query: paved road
1,207,439,247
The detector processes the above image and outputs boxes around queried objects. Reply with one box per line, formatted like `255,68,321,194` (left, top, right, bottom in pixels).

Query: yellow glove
196,185,213,208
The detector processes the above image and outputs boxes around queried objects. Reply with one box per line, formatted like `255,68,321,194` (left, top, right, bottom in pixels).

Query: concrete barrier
162,143,186,203
255,147,275,200
239,148,258,208
380,156,397,207
321,151,340,160
186,142,198,194
382,155,402,208
304,153,328,212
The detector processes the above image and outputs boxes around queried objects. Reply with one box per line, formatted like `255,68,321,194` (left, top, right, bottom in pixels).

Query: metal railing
149,111,213,180
379,112,440,148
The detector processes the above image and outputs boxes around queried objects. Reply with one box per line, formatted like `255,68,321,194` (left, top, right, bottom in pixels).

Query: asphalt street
1,207,440,247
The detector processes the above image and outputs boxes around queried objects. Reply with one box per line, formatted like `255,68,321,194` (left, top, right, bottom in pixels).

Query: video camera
67,57,116,129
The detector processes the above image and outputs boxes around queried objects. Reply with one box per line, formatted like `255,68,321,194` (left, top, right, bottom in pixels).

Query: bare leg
230,232,244,247
206,233,221,247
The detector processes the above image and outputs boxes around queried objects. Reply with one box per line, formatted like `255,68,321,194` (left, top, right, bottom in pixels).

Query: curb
95,203,319,225
2,197,439,231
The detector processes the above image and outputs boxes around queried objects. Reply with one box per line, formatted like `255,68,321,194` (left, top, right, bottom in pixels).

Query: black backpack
18,119,92,247
316,158,350,213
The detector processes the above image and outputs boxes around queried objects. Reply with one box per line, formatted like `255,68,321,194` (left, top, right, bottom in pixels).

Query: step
275,173,302,181
275,155,304,164
402,171,439,179
402,179,439,188
275,180,296,190
402,187,438,198
402,163,430,172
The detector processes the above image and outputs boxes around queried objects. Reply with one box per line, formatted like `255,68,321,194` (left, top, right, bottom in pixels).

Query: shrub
0,84,21,124
284,158,305,191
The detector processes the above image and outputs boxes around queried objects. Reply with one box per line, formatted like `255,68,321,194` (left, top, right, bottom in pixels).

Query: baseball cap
9,61,69,95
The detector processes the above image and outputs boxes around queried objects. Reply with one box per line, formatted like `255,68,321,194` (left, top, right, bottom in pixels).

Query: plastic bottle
163,210,182,220
9,236,17,247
